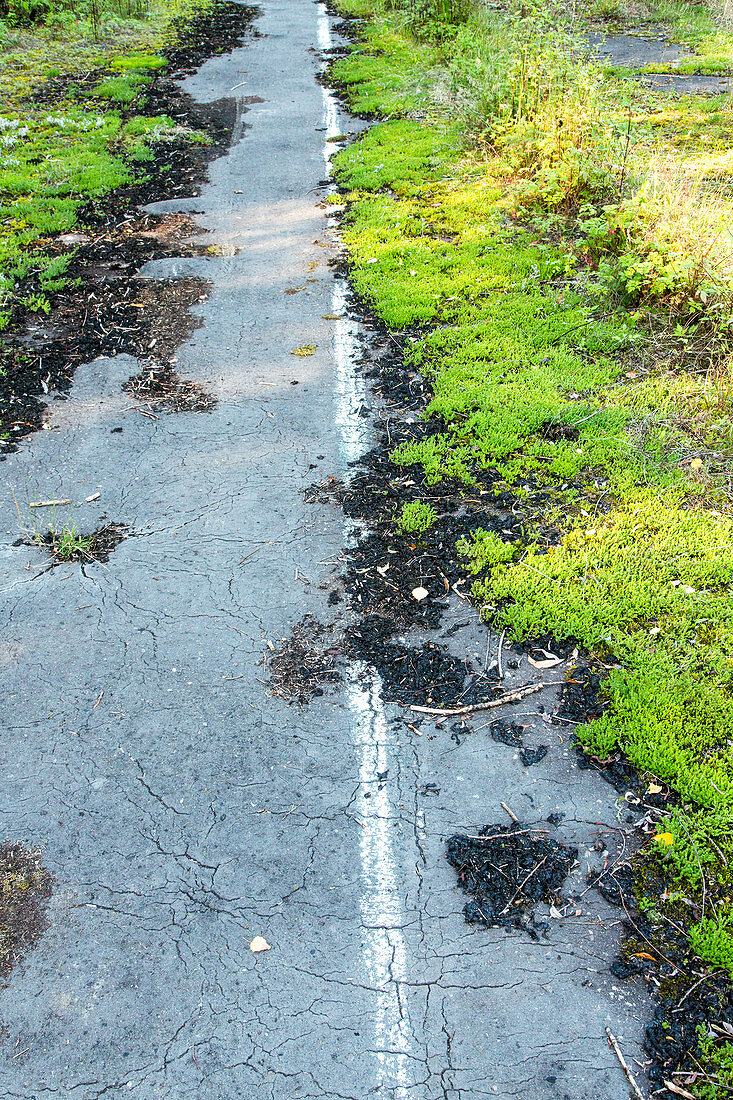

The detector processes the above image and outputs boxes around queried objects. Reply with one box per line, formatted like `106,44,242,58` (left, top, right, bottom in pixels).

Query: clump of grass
397,498,437,532
39,521,94,560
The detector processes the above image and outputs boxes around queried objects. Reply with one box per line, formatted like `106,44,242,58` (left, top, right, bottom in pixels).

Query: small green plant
690,912,733,976
397,499,437,532
695,1031,733,1099
34,522,94,561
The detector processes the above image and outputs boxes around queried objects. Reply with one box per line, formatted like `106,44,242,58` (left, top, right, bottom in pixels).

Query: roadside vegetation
0,0,212,335
330,0,733,1091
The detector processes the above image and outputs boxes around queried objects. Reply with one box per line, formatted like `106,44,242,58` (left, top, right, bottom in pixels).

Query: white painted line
317,7,415,1094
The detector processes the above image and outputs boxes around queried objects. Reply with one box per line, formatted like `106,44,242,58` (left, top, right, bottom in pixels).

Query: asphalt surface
0,3,650,1097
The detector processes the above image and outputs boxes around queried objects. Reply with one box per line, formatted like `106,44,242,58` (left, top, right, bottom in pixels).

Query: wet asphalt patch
584,29,731,94
0,844,52,982
446,824,577,938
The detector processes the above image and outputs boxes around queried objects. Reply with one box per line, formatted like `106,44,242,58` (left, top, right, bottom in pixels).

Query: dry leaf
290,345,316,357
249,936,271,953
376,564,390,576
631,951,656,961
647,782,663,794
412,586,429,602
528,655,563,669
549,904,563,919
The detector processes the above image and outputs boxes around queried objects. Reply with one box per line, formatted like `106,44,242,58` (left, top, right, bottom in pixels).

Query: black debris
446,823,577,937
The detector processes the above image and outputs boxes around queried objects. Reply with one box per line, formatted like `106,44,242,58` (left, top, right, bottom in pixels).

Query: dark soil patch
124,275,211,364
0,3,258,456
489,718,523,746
488,716,548,766
268,615,344,704
446,823,577,938
165,1,261,78
31,522,128,564
0,843,53,982
345,624,490,707
124,363,216,413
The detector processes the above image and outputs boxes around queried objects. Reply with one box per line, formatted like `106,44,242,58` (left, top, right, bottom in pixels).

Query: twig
606,1028,645,1100
663,1080,695,1099
410,681,545,717
497,628,507,680
675,969,721,1010
618,889,689,978
11,488,23,526
460,827,541,841
238,546,261,565
500,855,548,915
500,801,518,823
29,499,72,508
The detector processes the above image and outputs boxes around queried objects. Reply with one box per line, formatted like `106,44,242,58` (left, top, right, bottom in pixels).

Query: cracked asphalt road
0,3,649,1097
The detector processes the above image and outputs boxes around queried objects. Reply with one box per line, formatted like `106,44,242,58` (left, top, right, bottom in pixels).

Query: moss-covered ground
0,0,217,334
330,0,733,1091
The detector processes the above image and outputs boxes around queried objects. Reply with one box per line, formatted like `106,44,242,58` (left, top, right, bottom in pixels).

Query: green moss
397,499,437,532
94,70,151,102
696,1033,733,1099
0,0,216,323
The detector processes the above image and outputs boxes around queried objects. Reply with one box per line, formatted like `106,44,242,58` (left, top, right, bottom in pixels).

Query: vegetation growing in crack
329,0,733,1092
31,520,128,562
0,843,52,981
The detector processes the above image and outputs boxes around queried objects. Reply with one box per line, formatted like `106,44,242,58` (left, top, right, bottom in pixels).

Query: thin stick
497,628,507,680
663,1082,695,1100
238,546,261,565
460,827,540,841
11,488,24,526
29,499,71,509
410,681,545,717
500,801,518,823
605,1028,645,1100
500,855,548,915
